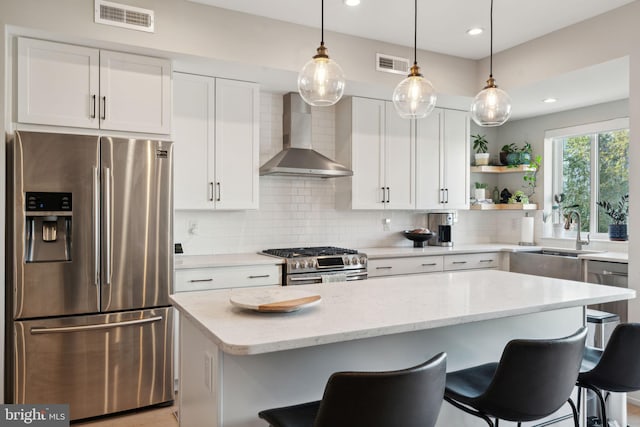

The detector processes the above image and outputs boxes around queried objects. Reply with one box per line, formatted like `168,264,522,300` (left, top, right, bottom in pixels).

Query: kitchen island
171,270,635,427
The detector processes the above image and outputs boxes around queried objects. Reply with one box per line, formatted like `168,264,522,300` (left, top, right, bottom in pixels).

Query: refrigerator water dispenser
24,192,72,262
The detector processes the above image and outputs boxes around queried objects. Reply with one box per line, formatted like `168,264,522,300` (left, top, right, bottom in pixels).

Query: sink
509,248,603,281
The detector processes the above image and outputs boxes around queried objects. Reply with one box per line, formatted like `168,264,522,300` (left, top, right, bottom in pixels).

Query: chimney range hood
259,93,352,178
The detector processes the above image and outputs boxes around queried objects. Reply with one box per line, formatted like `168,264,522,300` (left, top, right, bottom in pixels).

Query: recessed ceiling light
543,98,558,103
466,27,484,36
344,0,360,6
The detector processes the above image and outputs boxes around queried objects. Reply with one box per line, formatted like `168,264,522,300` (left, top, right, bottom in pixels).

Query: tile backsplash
174,92,537,255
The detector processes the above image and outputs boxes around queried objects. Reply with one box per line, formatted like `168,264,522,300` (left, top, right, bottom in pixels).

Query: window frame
545,117,629,239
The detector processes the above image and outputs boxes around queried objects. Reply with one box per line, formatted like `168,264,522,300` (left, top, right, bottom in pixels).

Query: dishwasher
584,260,628,323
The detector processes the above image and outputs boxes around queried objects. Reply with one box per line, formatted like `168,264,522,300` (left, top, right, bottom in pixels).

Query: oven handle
289,272,368,282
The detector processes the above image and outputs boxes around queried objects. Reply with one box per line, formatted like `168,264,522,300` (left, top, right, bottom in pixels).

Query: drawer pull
421,263,437,266
452,261,467,264
248,275,270,279
480,259,494,263
189,278,213,283
376,266,393,270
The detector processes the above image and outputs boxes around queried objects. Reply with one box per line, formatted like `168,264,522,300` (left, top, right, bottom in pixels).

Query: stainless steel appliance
427,212,455,246
6,131,173,420
262,247,367,285
584,260,628,322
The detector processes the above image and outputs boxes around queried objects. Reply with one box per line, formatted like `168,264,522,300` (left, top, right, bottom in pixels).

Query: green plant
597,194,629,224
472,134,488,153
521,142,532,154
474,182,488,189
523,155,542,196
508,190,529,204
500,143,516,153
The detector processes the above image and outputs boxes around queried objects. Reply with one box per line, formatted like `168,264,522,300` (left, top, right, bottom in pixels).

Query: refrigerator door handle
30,316,163,335
103,167,112,287
93,167,100,287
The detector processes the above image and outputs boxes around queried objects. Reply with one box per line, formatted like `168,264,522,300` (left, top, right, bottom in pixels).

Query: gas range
261,246,368,285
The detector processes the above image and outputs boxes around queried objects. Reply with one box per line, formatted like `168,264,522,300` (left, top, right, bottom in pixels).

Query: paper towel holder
519,212,536,246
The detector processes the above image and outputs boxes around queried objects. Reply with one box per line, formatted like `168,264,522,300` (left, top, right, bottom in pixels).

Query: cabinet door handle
381,187,386,203
248,275,270,279
445,188,449,203
101,96,106,120
386,187,390,203
376,266,393,270
209,182,214,201
422,263,437,266
216,182,221,202
189,278,213,283
90,94,96,119
480,259,494,263
452,261,467,264
440,189,445,204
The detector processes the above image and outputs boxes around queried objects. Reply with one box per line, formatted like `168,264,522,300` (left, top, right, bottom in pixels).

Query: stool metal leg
444,396,495,427
567,398,579,427
581,384,608,427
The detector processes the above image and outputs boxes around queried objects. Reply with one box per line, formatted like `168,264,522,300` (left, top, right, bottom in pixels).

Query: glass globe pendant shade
470,79,512,127
297,44,345,107
392,64,437,119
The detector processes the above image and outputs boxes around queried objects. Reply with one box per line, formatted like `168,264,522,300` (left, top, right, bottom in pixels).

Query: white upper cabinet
99,50,171,134
17,37,171,134
173,72,259,210
416,108,470,210
336,97,414,210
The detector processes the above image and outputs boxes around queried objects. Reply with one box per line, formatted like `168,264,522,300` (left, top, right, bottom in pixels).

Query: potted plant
474,182,488,201
500,143,516,165
472,134,490,166
519,142,532,165
523,155,542,197
597,194,629,241
508,190,529,204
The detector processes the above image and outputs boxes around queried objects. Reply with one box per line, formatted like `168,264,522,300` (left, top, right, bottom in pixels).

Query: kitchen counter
171,269,633,356
173,271,634,427
359,243,539,258
577,251,628,263
174,252,283,269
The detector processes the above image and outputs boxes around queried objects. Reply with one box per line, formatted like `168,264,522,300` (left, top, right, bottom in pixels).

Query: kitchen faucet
568,210,590,250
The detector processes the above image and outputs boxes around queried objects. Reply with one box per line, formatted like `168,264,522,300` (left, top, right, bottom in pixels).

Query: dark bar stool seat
577,323,640,426
258,352,446,427
444,327,587,427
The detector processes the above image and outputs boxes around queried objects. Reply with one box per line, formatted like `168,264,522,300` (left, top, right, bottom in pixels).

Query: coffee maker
427,211,455,246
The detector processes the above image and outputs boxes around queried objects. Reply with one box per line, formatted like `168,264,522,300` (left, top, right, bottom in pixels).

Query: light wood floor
72,403,640,426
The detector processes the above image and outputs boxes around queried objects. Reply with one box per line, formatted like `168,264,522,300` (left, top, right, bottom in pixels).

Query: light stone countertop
359,243,539,259
174,252,283,269
170,269,635,356
577,251,628,263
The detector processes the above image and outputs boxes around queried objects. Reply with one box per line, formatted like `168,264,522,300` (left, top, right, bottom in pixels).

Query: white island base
172,270,635,427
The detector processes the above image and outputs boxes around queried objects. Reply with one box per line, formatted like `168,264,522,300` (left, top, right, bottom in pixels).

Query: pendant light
470,0,512,127
297,0,346,107
392,0,437,119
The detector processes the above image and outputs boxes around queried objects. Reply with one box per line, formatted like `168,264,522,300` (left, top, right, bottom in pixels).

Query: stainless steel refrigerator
6,131,173,420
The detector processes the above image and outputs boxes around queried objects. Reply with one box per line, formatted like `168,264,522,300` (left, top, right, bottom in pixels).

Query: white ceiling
187,0,635,59
187,0,632,120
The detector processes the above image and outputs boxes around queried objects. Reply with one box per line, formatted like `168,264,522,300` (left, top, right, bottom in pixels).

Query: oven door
286,269,368,285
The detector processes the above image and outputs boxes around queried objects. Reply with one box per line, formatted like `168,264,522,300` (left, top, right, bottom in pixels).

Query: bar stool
444,327,587,427
577,323,640,426
258,352,446,427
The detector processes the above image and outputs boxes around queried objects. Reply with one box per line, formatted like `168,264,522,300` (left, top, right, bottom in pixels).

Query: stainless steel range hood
259,93,353,178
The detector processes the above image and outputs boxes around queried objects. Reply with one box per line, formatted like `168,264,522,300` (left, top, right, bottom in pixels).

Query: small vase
506,153,519,165
474,188,487,201
608,224,628,241
519,152,531,165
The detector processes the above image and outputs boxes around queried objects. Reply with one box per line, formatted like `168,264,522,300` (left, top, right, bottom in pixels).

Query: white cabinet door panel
442,109,470,209
99,50,171,134
173,73,215,210
18,38,99,128
214,79,259,210
385,103,414,209
416,109,443,209
351,98,385,210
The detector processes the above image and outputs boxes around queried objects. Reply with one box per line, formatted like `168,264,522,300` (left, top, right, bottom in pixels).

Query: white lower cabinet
174,265,281,292
443,253,499,271
368,252,500,278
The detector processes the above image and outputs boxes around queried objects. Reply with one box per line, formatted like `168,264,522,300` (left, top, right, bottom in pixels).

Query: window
548,118,629,236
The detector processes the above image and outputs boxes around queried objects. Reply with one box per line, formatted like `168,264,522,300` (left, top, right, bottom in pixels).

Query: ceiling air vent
94,0,155,33
376,53,410,75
